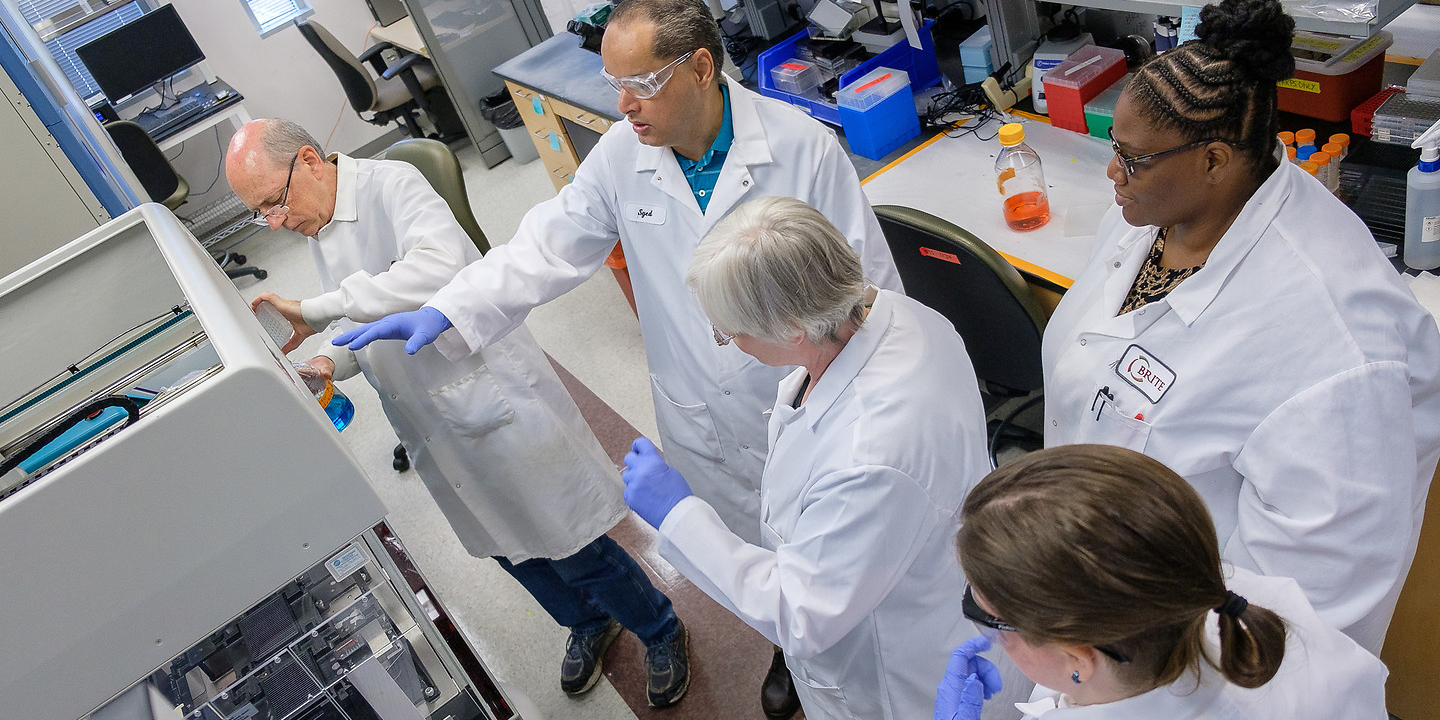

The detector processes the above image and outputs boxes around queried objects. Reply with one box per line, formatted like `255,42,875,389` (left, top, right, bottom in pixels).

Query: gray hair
609,0,723,80
687,197,867,345
256,118,324,167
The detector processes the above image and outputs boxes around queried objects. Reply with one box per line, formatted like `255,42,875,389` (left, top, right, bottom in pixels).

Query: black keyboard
147,98,208,135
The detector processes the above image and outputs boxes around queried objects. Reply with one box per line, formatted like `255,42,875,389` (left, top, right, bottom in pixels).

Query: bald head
226,118,337,237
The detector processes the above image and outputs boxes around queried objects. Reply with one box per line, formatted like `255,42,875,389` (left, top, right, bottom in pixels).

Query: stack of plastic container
1372,93,1440,145
1083,74,1130,140
958,26,993,84
1041,46,1127,134
838,67,921,160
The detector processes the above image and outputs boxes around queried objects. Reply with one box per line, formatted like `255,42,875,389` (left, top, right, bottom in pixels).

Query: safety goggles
601,50,696,99
962,584,1131,664
1108,128,1234,179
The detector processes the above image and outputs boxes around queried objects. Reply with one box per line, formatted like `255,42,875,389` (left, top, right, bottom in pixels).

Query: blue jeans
495,534,680,647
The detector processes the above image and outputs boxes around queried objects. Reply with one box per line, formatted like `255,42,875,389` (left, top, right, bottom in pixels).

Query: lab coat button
1079,339,1087,346
1113,261,1121,268
390,394,397,400
742,179,750,187
425,436,431,443
742,444,749,450
1052,420,1058,426
455,483,462,489
1139,309,1146,315
724,390,731,395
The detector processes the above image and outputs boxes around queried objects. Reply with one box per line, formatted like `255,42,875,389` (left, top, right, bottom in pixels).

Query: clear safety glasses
248,151,299,226
711,323,734,346
961,584,1132,665
601,50,696,100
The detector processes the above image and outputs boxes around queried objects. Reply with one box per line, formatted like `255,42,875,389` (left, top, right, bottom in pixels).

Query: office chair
295,19,443,140
381,138,492,471
384,138,490,254
873,204,1047,467
103,121,265,281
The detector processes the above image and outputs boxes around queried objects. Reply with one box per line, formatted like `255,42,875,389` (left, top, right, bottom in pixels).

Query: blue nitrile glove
935,636,1003,720
331,306,452,355
621,437,694,528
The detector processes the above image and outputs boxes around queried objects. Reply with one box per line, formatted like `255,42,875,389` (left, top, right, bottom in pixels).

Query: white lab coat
426,80,902,545
300,154,626,563
1013,567,1388,719
655,291,990,720
1043,159,1440,653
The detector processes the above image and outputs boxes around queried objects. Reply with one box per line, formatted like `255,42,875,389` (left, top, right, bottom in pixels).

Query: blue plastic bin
838,68,921,160
758,20,941,127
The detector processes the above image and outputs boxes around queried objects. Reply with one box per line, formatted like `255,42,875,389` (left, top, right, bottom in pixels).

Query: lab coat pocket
791,672,860,720
649,374,725,464
428,366,516,439
1073,385,1153,453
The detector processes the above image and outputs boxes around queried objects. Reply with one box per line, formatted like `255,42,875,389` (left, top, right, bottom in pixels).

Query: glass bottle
995,123,1051,231
294,362,355,432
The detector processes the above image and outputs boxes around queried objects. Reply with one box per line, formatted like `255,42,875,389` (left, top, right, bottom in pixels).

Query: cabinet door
0,72,102,277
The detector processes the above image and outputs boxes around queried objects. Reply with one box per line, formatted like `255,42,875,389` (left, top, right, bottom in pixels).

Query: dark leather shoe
561,619,621,696
646,620,690,707
761,646,800,719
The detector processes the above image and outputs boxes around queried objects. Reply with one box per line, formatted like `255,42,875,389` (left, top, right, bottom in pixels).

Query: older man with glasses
225,118,690,708
333,2,902,712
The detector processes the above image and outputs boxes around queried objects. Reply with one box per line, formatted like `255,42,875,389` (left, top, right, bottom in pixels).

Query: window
17,0,148,101
239,0,313,38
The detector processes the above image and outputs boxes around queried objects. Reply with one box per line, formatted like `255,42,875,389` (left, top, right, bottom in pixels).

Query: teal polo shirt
674,85,733,213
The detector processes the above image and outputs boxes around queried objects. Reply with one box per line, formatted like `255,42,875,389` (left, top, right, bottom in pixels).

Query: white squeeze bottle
1406,118,1440,270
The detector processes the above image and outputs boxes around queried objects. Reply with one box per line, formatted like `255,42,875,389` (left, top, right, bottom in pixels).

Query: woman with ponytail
934,444,1386,719
1042,0,1440,655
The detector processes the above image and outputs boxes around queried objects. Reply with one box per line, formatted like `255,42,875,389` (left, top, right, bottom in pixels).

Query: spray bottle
1405,118,1440,270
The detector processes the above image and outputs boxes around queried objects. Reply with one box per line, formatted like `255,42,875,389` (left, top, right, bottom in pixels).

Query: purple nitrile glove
331,306,452,355
621,437,694,528
935,635,1003,720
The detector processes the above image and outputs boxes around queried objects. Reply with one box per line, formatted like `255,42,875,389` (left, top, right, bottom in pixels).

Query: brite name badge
325,543,368,582
624,202,667,225
1114,344,1175,403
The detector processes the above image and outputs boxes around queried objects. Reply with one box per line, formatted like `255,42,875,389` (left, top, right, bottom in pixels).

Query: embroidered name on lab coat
624,203,667,225
1115,344,1175,403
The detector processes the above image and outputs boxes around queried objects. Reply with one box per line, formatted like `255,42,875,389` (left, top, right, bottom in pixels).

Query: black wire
920,80,1002,140
194,125,226,195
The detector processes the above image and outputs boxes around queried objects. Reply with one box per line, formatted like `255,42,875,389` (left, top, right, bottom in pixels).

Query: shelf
1061,0,1414,38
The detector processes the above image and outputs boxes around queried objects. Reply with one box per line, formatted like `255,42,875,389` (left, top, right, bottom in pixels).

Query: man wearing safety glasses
333,0,901,714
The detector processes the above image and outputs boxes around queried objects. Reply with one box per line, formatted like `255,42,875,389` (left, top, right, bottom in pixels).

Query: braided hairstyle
1127,0,1295,181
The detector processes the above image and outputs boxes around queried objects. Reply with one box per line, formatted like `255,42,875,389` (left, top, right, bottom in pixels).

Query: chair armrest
380,52,430,80
359,41,394,75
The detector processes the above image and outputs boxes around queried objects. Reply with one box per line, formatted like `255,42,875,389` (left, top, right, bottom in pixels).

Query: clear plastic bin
838,68,911,111
771,60,821,96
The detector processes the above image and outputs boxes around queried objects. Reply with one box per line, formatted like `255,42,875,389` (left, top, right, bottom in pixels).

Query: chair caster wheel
393,443,408,458
254,270,268,280
393,455,410,472
232,254,246,264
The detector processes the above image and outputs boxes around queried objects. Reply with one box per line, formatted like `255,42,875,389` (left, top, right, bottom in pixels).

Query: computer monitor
74,5,205,104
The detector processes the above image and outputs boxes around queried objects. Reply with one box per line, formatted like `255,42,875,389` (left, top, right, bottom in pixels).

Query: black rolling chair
104,121,264,281
295,19,450,140
874,205,1048,467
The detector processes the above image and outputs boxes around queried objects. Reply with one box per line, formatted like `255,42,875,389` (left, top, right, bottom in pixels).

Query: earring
1071,670,1082,684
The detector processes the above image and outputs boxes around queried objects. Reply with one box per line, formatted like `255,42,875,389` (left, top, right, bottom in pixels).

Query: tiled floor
231,141,787,720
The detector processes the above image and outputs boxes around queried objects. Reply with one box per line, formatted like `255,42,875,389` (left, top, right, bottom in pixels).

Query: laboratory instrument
0,204,527,720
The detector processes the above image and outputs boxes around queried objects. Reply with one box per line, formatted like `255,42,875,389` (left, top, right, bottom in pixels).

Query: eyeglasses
1108,128,1232,178
711,323,734,346
248,151,299,226
962,584,1131,664
601,50,696,100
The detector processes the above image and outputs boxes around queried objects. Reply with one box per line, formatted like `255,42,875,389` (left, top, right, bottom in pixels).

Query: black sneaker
561,619,621,696
645,620,691,708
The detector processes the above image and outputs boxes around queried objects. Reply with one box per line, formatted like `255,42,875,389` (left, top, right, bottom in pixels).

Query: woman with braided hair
1041,0,1440,654
933,445,1386,719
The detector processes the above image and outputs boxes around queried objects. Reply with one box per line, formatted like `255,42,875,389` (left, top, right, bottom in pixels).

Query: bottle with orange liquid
995,123,1051,231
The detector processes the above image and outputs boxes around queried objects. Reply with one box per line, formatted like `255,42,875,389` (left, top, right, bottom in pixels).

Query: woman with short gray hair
623,197,1022,719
